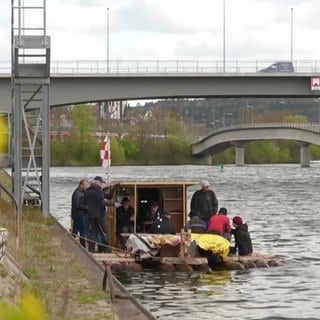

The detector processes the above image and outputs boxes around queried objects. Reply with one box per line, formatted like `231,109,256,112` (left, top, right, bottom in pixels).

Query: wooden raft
92,253,136,263
223,253,285,270
91,231,285,273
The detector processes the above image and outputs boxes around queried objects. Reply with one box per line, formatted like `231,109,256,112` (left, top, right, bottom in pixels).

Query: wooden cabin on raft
106,181,195,244
87,181,284,273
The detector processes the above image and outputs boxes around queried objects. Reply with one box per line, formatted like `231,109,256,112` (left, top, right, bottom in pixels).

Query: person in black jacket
84,176,113,253
190,180,218,224
148,201,176,235
71,179,90,247
116,196,134,248
231,216,253,256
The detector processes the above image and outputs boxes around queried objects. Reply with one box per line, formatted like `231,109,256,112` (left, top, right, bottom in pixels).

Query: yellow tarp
191,233,230,258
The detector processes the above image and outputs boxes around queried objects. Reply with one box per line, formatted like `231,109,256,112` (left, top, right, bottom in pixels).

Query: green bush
310,145,320,160
110,137,126,164
246,141,279,163
50,139,70,166
212,148,235,165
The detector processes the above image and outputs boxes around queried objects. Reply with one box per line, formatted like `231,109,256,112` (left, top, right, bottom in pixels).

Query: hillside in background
141,97,320,127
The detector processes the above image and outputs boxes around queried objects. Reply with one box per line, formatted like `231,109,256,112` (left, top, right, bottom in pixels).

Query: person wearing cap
71,178,90,247
84,176,112,253
207,207,231,240
147,201,176,235
231,215,253,256
190,180,218,224
116,196,134,248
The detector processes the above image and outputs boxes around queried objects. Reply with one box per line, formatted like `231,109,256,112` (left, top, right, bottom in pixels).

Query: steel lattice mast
11,0,51,216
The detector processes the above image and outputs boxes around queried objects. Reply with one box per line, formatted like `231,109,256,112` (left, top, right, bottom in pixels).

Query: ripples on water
50,164,320,319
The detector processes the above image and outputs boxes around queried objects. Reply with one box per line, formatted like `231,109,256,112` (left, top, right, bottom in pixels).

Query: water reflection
117,263,320,319
199,270,232,287
119,271,240,319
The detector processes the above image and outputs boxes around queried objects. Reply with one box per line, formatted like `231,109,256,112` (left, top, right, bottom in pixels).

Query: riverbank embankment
0,168,155,319
0,211,116,319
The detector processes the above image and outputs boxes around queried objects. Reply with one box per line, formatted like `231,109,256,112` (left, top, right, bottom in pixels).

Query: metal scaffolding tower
11,0,51,216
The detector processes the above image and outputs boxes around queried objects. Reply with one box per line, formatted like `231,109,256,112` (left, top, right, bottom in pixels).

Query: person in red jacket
207,207,231,240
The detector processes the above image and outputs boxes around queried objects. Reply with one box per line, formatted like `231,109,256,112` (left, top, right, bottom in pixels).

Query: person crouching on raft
207,207,231,240
231,216,253,256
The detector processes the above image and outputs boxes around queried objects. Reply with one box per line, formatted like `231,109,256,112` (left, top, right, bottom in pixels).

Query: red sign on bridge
310,77,320,91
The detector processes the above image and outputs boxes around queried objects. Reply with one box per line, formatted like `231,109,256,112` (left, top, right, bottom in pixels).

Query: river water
50,164,320,320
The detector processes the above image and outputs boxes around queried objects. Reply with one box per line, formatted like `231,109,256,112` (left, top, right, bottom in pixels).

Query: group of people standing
188,180,253,256
71,176,112,253
71,177,177,252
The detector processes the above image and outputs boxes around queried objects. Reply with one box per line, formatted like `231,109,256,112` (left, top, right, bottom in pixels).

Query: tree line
50,104,193,166
50,103,320,166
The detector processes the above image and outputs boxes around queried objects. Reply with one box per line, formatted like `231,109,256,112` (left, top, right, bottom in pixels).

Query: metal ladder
11,0,50,215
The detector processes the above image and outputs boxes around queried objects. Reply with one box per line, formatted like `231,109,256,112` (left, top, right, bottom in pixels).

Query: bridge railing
1,59,320,74
208,122,320,135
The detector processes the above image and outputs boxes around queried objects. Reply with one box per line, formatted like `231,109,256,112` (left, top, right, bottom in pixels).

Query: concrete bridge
192,122,320,167
1,59,320,112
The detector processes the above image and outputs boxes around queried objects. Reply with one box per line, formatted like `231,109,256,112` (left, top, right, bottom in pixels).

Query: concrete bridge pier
300,143,310,167
232,142,246,166
204,154,213,165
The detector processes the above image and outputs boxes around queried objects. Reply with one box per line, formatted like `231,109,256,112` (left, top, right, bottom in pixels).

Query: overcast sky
1,0,320,63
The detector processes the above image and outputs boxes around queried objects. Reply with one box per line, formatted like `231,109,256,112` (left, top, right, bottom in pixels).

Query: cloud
1,0,320,63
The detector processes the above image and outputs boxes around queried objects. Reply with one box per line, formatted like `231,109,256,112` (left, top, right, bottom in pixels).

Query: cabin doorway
137,188,162,232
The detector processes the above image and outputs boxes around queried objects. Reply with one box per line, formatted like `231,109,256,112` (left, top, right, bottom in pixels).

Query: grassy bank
0,170,116,319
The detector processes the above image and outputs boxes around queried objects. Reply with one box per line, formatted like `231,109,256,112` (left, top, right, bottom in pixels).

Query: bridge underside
1,73,320,112
196,140,311,167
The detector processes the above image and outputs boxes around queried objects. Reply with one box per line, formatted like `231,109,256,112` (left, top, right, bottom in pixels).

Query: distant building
94,101,127,120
